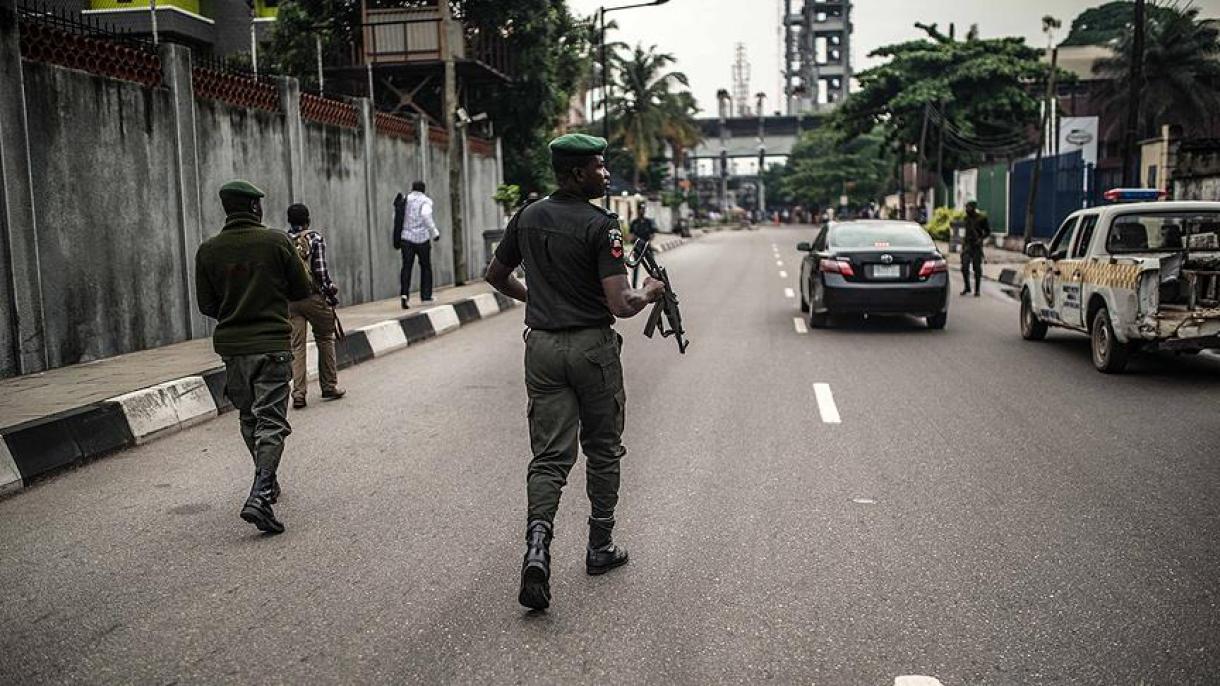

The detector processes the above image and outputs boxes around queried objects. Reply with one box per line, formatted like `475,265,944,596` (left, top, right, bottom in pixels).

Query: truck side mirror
1025,242,1049,259
797,242,813,252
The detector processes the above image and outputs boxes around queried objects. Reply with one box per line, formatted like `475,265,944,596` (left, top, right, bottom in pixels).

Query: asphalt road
2,227,1218,685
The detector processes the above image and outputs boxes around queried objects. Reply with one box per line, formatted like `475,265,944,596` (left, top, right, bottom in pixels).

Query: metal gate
1008,151,1098,239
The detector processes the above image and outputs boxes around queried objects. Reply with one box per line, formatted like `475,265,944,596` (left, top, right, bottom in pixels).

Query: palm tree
605,44,701,189
1092,3,1220,136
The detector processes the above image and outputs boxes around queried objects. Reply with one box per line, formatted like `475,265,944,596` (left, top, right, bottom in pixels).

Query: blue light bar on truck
1103,188,1168,202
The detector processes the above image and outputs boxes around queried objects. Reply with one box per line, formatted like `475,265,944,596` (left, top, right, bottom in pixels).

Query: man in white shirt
393,181,440,309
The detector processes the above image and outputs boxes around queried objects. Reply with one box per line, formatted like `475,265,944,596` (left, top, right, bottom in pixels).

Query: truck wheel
1091,306,1130,373
926,312,947,330
1020,291,1048,341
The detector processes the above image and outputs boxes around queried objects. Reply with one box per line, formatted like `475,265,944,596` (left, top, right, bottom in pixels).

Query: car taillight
918,258,947,278
820,258,855,277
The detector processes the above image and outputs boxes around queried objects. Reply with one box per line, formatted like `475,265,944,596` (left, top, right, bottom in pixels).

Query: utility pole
1121,0,1146,186
442,3,466,284
756,91,767,219
1023,16,1061,246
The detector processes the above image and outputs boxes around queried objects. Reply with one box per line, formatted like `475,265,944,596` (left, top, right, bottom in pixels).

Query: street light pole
598,0,671,207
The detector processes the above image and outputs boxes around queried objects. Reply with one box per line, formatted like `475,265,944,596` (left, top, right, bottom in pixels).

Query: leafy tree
780,128,893,210
1061,1,1176,47
603,44,700,190
1091,2,1220,136
263,1,596,194
835,23,1054,178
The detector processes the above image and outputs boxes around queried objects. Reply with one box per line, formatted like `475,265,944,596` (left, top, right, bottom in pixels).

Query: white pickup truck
1020,200,1220,373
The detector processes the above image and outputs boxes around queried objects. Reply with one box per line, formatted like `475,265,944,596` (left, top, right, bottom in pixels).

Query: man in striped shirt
287,204,345,409
394,181,440,309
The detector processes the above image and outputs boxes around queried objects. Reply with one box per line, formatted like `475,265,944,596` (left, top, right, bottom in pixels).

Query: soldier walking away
394,181,441,310
195,180,314,535
286,203,346,409
629,205,658,288
484,134,666,611
961,200,991,297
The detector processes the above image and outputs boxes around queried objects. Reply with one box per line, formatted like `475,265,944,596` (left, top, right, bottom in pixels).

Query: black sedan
798,220,950,329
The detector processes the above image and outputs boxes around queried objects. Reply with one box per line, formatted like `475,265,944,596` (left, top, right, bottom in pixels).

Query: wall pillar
159,43,206,338
358,97,377,301
0,0,47,376
277,76,304,203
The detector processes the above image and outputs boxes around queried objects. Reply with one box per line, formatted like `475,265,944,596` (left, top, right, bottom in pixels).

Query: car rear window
829,222,934,249
1107,212,1220,253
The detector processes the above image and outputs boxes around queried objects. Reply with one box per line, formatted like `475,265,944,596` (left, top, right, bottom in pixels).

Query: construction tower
783,0,852,114
731,43,752,117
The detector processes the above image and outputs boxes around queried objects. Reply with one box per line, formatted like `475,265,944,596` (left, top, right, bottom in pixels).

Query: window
828,222,934,249
1049,217,1078,259
1071,216,1098,258
1107,212,1220,253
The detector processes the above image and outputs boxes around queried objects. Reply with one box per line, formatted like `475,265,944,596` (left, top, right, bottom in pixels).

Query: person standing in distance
395,181,440,310
960,200,991,297
629,204,658,288
195,180,313,534
286,203,345,409
485,134,666,611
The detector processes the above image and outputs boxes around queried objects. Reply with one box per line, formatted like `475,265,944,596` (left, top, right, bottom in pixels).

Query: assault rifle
627,238,690,354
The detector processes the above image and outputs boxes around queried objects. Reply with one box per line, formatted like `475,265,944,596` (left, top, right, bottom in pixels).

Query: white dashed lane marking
813,383,841,423
784,288,795,299
793,317,807,334
779,270,788,278
895,677,945,686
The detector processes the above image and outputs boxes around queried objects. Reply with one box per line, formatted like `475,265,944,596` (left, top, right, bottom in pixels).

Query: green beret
549,133,607,156
218,179,266,199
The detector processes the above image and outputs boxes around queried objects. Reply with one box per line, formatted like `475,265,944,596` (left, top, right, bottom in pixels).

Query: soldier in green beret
195,180,314,535
485,133,666,610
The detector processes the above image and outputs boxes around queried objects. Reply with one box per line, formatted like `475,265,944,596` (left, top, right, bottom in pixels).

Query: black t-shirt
494,190,628,330
631,217,657,241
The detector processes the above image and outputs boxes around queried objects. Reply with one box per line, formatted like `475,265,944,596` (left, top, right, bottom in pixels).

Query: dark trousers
961,248,983,291
524,327,627,524
223,352,293,472
400,240,433,301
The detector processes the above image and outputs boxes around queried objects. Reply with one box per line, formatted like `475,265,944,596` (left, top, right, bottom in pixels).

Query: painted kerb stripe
109,376,218,444
1,439,22,495
359,321,408,356
424,305,460,335
472,293,500,319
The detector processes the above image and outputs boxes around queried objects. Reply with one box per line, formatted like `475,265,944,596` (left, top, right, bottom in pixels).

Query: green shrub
924,206,964,241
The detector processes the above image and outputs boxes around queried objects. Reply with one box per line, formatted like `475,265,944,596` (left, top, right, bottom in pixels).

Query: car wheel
799,283,810,313
926,312,947,330
809,281,830,328
1020,290,1048,341
1091,306,1130,373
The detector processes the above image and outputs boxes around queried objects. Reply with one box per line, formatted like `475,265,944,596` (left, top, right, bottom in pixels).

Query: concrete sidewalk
937,240,1028,286
0,232,699,496
0,281,496,430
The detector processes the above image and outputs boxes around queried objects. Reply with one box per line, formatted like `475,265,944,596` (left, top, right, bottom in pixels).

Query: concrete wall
0,28,502,378
22,62,191,368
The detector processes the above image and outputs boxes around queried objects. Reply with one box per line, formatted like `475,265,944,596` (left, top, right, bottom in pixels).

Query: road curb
0,295,518,498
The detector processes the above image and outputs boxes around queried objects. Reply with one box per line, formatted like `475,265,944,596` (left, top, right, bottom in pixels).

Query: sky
566,0,1220,117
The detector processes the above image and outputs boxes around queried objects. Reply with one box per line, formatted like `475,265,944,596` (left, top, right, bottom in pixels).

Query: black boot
974,276,982,296
518,520,552,610
268,476,281,504
240,469,285,534
586,516,629,575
